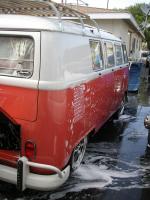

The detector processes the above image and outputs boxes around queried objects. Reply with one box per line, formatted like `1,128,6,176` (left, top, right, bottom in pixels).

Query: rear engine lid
0,109,20,167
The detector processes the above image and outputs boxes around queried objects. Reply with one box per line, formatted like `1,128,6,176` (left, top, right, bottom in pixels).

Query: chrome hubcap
71,137,87,171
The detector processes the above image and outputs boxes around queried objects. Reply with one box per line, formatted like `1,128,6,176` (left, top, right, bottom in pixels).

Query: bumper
0,157,70,191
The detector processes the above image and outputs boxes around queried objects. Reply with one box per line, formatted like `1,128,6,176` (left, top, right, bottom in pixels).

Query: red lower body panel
0,67,129,174
0,150,19,167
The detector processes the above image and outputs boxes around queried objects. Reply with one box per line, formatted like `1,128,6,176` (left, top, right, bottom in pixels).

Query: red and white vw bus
0,13,129,191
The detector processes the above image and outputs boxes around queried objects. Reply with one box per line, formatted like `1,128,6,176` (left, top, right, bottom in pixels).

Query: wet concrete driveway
1,81,150,200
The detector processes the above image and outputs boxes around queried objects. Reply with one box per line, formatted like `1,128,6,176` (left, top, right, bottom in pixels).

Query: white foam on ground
114,114,136,122
49,161,143,200
74,164,138,179
85,155,139,169
49,164,112,200
74,164,112,182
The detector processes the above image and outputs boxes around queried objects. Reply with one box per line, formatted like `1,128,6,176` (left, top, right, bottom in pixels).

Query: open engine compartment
0,111,20,150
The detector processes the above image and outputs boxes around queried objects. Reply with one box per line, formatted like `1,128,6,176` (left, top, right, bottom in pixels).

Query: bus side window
89,40,104,71
114,44,123,66
122,44,128,63
105,42,115,68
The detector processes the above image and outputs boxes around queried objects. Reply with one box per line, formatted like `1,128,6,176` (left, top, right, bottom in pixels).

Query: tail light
25,141,36,159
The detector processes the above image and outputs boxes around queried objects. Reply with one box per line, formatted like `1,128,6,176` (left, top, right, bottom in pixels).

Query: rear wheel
71,137,87,171
114,93,128,119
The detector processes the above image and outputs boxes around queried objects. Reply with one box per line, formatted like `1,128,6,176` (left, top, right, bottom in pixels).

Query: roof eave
88,12,144,39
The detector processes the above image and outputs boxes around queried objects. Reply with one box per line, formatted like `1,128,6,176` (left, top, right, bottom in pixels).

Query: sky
53,0,150,9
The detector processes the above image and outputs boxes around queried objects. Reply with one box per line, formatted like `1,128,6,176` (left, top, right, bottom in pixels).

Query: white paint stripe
0,76,38,89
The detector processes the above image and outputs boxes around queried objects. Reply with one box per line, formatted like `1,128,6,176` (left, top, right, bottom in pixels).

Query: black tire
113,93,128,120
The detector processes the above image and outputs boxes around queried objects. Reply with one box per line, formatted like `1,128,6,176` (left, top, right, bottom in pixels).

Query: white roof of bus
0,15,121,42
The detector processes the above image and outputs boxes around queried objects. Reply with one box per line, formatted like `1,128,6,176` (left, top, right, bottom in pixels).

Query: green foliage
127,3,145,25
127,3,150,49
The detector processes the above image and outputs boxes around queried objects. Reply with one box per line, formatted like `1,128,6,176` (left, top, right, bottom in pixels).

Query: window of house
0,36,34,78
132,38,136,53
115,44,123,66
122,44,128,63
105,42,115,68
89,40,104,71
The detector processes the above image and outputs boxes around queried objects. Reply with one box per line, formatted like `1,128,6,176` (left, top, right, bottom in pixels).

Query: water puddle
48,105,150,199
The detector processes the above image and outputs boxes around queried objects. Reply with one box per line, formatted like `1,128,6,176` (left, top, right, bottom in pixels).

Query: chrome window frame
0,31,41,89
114,43,124,66
104,41,115,69
0,35,34,79
89,39,104,72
